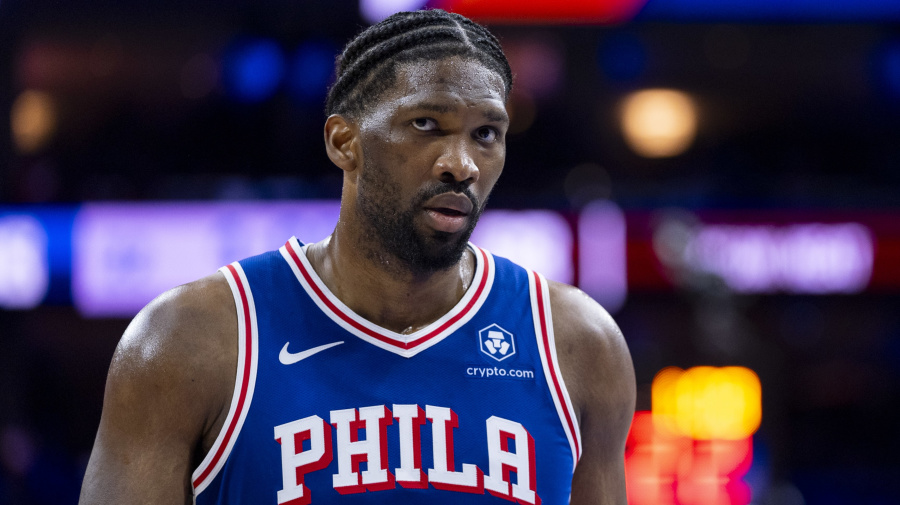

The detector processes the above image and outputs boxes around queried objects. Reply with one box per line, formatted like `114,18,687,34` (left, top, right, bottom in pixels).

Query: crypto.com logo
479,324,516,362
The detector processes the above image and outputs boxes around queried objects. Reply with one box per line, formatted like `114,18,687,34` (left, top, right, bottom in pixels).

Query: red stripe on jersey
532,271,580,462
284,241,490,351
193,264,254,489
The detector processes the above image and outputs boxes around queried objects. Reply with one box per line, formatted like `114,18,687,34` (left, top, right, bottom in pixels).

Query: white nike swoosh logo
279,341,344,365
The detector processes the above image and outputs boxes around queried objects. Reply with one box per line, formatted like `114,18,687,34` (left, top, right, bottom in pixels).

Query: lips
423,193,474,216
422,193,474,233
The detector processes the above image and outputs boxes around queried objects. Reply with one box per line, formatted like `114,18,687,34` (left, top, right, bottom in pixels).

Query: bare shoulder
546,281,635,504
107,270,238,446
80,272,238,504
112,271,236,387
546,280,635,422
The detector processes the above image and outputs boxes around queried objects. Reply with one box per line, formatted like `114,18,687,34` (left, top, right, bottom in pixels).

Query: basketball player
79,9,635,504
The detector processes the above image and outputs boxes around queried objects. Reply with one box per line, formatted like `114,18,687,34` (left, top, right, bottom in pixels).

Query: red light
625,411,753,505
431,0,649,24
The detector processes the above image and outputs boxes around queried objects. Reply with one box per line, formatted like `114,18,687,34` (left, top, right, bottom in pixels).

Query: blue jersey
192,237,582,505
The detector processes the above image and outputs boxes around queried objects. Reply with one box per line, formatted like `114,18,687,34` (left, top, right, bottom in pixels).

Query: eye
475,126,499,143
411,117,438,131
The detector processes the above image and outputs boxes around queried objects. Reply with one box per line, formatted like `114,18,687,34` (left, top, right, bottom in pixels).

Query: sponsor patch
465,365,535,380
479,324,516,362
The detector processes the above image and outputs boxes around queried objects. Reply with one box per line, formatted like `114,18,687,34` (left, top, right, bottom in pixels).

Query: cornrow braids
326,9,512,119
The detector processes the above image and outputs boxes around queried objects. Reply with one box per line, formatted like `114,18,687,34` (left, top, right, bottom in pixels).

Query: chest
193,245,579,504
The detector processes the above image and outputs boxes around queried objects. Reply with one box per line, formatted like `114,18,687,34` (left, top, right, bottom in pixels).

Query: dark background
1,0,899,503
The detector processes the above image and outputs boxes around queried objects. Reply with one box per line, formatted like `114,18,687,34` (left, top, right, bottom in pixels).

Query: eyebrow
410,102,454,114
481,109,507,122
408,102,508,123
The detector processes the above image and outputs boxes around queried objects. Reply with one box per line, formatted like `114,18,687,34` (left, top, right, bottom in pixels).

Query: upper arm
79,274,237,505
549,282,636,505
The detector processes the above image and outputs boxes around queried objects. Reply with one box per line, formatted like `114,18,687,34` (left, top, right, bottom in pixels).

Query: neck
305,223,475,335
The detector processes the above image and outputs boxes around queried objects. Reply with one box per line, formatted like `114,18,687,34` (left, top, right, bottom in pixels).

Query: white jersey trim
191,262,260,496
279,237,495,358
529,271,582,472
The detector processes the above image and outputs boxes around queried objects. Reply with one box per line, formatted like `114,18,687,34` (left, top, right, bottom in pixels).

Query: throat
307,238,477,335
353,273,472,334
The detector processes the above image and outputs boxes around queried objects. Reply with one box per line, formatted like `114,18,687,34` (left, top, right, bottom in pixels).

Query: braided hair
326,9,513,118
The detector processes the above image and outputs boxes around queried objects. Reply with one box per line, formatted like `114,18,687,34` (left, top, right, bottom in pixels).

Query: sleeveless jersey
192,237,581,505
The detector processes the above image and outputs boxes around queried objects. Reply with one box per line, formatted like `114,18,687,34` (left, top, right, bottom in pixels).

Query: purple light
685,223,874,294
360,0,429,23
470,210,574,284
0,215,49,309
72,201,340,318
577,201,627,313
72,203,576,317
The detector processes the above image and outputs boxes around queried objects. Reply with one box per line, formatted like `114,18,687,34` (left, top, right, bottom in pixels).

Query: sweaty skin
78,57,635,505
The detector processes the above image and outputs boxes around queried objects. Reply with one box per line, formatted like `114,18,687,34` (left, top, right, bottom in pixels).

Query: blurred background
1,0,899,503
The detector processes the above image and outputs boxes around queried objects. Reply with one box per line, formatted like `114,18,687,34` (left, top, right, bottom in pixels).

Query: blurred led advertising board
578,200,628,313
681,223,873,294
628,210,899,294
637,0,900,21
0,214,49,309
361,0,900,24
72,201,341,317
428,0,648,24
361,0,648,23
470,209,575,285
0,207,75,310
4,203,900,317
71,202,586,317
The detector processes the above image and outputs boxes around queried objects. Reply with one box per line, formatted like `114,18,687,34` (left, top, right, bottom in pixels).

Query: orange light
652,366,761,440
11,90,58,154
620,89,698,158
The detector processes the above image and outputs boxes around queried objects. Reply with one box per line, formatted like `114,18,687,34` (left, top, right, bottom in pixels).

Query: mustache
415,182,481,212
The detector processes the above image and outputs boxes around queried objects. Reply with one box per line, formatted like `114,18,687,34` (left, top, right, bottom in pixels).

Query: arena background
1,0,899,503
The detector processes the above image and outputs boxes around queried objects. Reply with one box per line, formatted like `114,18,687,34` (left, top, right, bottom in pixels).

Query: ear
324,114,360,173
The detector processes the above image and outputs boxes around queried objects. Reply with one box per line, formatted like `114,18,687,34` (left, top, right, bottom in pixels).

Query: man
79,9,635,504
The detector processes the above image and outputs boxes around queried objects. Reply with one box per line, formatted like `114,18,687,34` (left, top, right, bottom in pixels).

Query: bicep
80,282,234,505
568,336,635,505
551,284,636,505
80,352,197,504
569,372,633,505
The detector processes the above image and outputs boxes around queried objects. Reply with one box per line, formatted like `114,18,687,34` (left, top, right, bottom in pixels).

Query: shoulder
114,271,235,377
107,271,237,441
545,280,634,503
545,280,635,436
80,272,239,502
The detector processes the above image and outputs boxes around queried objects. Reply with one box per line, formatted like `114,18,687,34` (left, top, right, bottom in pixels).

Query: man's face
353,57,509,273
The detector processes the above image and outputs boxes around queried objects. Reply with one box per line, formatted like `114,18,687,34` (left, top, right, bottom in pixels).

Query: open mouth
421,193,475,234
422,207,470,233
430,207,467,217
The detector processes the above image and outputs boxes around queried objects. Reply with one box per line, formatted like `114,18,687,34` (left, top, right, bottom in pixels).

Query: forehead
372,57,507,117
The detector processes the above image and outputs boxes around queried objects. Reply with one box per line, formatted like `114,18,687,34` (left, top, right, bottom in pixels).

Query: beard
355,160,486,275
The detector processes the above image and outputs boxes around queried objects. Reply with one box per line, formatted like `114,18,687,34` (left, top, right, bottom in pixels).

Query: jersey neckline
279,237,496,358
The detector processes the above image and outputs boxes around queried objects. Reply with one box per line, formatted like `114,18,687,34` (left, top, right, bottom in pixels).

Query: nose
433,137,479,186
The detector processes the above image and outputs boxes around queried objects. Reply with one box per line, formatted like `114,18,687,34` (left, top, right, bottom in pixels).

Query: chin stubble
356,164,485,275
